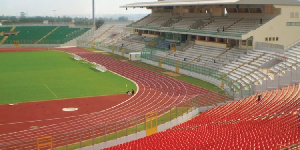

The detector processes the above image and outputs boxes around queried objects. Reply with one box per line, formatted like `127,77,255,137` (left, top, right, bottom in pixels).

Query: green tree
118,16,128,22
95,20,104,29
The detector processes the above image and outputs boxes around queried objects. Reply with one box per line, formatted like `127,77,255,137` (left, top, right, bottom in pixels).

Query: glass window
265,37,268,41
242,40,246,45
286,22,300,26
272,37,275,41
248,40,253,46
276,37,279,41
269,37,272,41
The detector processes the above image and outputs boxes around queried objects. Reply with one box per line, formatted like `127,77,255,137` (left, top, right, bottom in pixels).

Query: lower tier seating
106,84,300,149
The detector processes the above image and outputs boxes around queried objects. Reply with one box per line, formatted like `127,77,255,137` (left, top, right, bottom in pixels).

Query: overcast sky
0,0,155,17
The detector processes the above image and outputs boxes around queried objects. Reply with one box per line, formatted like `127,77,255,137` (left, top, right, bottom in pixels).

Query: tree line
0,15,129,27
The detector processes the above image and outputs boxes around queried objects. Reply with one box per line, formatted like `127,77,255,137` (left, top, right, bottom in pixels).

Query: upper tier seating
135,16,161,26
106,84,300,150
132,13,277,36
201,17,239,32
226,14,278,34
147,16,170,27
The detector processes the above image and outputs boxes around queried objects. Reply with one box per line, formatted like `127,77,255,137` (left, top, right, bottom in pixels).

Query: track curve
0,47,229,147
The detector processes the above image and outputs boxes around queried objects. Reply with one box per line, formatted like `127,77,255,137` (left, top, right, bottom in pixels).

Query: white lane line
43,84,58,98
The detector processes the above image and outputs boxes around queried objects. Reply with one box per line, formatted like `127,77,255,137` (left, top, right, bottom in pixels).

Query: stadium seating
2,26,90,44
168,44,229,69
112,34,153,53
220,50,274,87
219,43,300,89
4,26,56,44
135,15,161,26
131,13,277,36
41,26,90,44
91,22,130,45
269,43,300,75
226,14,278,34
89,12,297,94
154,40,174,50
106,84,300,149
0,27,12,44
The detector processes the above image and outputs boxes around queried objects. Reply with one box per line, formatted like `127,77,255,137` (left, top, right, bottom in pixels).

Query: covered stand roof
121,0,300,8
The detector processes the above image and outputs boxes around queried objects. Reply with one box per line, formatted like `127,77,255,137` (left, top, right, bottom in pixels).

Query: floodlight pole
92,0,96,30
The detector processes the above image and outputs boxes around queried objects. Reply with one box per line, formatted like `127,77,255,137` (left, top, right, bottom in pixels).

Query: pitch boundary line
43,84,58,98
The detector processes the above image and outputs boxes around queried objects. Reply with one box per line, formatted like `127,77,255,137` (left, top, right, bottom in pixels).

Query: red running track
0,94,130,134
0,47,229,147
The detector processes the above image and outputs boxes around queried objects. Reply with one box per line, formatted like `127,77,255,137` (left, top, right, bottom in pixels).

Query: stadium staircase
162,17,182,27
146,16,162,26
198,20,214,30
184,55,202,67
34,26,59,44
0,26,15,45
224,18,244,31
89,25,114,44
0,36,8,45
134,14,150,25
10,26,16,32
182,43,194,52
216,47,231,59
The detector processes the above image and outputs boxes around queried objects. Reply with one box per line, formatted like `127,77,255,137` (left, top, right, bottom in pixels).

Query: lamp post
92,0,96,30
52,10,56,24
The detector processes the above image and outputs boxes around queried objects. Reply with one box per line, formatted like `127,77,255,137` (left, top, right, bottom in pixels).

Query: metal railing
128,25,242,38
140,51,255,99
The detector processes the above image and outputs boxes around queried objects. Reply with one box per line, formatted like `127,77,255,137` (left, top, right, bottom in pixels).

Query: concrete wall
195,40,226,48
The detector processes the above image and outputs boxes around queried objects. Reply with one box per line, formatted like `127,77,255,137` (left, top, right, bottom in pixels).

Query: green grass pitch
0,50,136,104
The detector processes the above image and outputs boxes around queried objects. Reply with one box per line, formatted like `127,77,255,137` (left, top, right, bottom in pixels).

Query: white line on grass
43,84,58,98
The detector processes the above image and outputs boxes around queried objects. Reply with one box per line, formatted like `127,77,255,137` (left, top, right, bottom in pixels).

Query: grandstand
74,0,300,147
0,26,91,46
83,0,300,99
1,0,300,149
